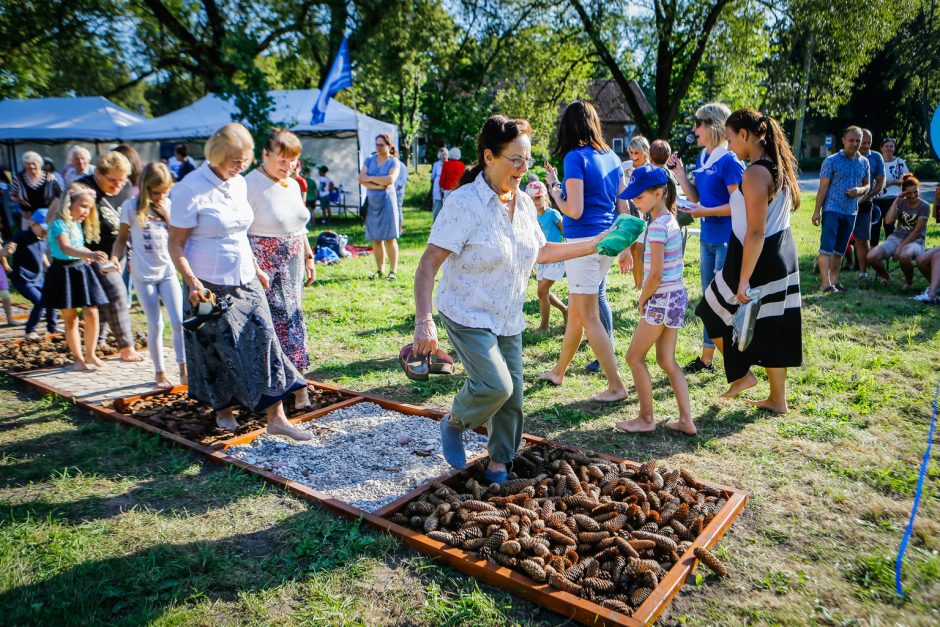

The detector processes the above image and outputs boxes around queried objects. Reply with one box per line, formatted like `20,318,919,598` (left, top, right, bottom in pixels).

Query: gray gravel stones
226,402,488,512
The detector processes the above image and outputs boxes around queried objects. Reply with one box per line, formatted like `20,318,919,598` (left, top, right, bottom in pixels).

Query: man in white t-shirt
431,147,448,220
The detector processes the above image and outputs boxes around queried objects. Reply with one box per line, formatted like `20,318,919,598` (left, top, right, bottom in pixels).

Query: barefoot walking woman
695,109,802,411
168,123,311,440
413,115,611,484
538,100,629,402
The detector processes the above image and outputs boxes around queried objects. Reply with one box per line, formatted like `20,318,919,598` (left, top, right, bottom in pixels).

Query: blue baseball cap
619,164,670,200
30,208,49,227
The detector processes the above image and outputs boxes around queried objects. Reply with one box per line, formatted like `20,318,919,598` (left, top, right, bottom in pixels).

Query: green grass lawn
1,167,938,625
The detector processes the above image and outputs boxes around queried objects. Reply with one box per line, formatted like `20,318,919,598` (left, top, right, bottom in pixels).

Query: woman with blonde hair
245,128,316,382
111,162,186,388
40,183,108,370
667,102,745,375
359,133,401,279
169,123,311,440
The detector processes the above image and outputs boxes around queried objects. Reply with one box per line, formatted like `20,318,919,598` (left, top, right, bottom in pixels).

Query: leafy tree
567,0,735,138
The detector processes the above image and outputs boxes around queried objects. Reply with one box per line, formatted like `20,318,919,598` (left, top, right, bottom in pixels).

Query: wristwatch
550,182,562,193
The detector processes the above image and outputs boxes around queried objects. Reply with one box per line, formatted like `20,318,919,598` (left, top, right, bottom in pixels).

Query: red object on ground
440,160,465,191
345,244,373,257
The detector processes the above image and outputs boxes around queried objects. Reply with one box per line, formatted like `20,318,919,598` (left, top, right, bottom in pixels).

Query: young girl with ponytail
614,164,695,435
111,163,186,388
695,109,802,414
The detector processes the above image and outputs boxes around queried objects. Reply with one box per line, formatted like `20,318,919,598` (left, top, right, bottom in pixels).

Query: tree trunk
792,31,815,159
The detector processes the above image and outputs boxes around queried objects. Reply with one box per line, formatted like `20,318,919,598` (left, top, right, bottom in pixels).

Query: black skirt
695,228,803,382
40,259,109,309
184,278,307,412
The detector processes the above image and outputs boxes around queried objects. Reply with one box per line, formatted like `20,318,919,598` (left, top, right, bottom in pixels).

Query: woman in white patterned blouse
412,115,607,485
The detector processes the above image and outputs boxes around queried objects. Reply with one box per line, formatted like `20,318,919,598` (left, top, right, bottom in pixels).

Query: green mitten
596,213,646,256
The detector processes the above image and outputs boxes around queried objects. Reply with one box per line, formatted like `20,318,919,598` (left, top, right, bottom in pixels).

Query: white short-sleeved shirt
429,173,546,336
244,168,310,238
431,160,444,201
120,197,174,283
169,163,256,286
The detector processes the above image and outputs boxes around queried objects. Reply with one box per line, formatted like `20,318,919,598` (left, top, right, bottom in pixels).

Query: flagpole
350,63,364,212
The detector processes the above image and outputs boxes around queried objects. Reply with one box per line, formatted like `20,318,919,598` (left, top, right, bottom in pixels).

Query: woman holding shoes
168,123,312,440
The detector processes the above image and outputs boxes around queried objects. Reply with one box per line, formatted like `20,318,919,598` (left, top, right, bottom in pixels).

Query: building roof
587,80,653,123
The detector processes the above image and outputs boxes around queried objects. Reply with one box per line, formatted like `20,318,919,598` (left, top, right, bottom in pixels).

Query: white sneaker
913,289,938,303
857,272,869,279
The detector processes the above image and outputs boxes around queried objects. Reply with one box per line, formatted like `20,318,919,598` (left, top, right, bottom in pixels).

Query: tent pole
351,69,364,212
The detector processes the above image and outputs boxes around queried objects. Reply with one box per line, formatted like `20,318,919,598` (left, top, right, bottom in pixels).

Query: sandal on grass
387,271,398,281
369,271,384,280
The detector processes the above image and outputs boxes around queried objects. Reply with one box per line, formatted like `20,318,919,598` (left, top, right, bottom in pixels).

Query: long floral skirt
184,278,306,412
248,233,310,372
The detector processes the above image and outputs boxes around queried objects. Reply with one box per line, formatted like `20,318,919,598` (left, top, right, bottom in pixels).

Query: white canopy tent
0,97,155,170
121,89,399,207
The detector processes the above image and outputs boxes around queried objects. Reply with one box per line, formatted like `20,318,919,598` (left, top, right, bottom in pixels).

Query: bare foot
665,419,698,435
720,371,758,398
87,355,105,368
589,389,629,403
120,348,145,363
747,398,788,414
72,360,93,372
538,371,563,386
154,374,173,389
615,418,656,433
267,421,312,441
216,411,239,432
294,387,312,410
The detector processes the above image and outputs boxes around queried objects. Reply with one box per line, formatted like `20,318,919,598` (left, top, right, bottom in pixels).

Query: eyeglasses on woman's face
101,171,127,187
375,141,388,148
694,118,709,128
497,153,534,169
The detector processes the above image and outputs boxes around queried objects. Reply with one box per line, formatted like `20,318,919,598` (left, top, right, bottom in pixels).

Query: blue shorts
820,212,856,256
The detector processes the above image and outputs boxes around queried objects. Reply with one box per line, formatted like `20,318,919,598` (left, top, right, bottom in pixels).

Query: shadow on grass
0,503,390,625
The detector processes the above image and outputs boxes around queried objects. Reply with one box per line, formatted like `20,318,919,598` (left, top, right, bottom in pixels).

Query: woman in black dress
695,109,802,413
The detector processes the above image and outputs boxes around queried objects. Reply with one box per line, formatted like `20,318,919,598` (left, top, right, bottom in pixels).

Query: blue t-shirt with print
562,146,622,238
537,208,564,243
820,151,870,215
694,149,744,244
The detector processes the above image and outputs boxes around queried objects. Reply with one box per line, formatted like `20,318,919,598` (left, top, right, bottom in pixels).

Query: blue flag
310,37,353,125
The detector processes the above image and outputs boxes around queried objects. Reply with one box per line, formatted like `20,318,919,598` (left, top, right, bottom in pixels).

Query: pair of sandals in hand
399,343,455,381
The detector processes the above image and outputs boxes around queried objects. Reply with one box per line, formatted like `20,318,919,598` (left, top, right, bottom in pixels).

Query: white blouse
169,163,257,286
244,168,310,238
429,173,546,336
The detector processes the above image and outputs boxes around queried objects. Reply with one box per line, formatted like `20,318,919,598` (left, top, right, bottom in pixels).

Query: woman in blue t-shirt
667,102,744,375
540,100,629,402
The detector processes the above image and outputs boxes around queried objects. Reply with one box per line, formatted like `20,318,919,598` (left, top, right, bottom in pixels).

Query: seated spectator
63,146,95,185
913,247,940,304
439,147,465,201
866,173,929,288
168,144,196,181
43,157,64,188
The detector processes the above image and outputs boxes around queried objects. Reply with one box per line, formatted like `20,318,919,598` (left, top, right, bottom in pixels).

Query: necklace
261,165,289,188
483,173,513,203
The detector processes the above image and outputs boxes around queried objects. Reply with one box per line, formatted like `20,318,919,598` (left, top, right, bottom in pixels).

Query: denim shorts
853,201,872,240
819,212,856,256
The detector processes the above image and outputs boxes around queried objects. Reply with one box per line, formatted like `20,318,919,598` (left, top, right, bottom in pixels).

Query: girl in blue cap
615,164,696,435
